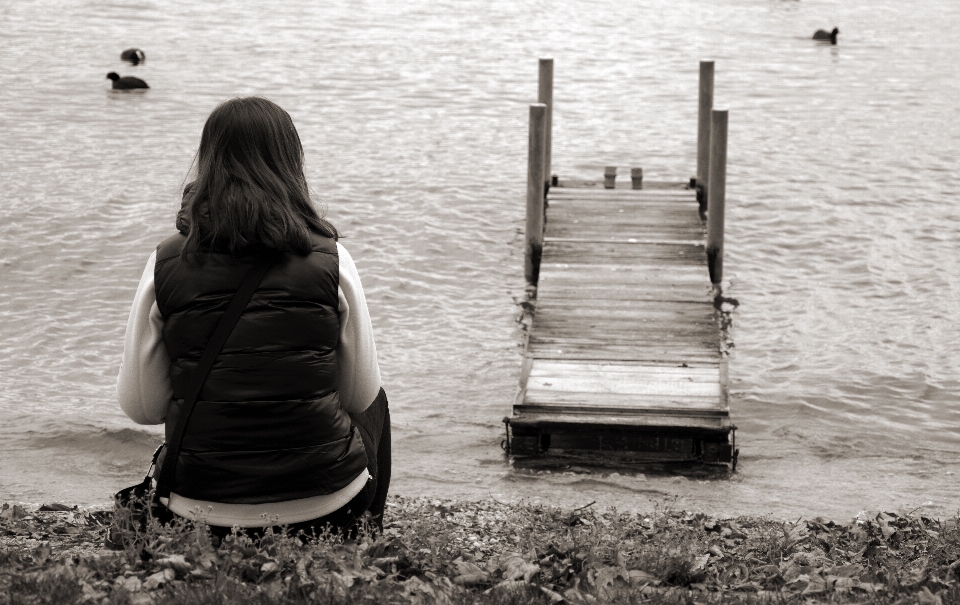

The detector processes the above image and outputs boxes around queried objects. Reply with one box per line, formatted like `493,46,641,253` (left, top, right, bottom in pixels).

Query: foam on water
1,0,958,518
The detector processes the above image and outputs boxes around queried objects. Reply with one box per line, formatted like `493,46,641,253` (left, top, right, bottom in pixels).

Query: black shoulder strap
155,260,272,499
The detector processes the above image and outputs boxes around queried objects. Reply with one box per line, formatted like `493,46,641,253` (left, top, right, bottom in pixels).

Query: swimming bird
812,27,839,44
120,48,145,65
106,72,149,90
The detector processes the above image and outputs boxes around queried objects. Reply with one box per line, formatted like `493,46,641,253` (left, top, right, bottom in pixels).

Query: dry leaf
541,586,565,603
499,551,539,582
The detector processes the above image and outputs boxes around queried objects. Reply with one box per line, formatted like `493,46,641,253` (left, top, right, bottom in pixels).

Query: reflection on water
1,0,958,519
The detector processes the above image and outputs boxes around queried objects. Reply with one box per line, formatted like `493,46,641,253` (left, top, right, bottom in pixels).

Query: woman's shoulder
156,233,187,266
308,231,339,256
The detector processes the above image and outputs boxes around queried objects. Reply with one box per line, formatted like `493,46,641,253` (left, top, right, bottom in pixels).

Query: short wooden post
631,167,643,190
538,58,554,187
706,109,728,286
696,61,715,211
525,103,548,284
604,166,617,189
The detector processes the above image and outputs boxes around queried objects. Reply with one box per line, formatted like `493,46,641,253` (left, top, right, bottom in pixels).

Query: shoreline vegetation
2,497,959,604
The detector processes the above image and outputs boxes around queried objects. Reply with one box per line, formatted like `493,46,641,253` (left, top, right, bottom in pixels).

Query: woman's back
153,232,366,504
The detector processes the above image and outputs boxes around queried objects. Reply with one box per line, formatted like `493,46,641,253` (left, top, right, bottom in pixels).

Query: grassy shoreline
2,496,959,604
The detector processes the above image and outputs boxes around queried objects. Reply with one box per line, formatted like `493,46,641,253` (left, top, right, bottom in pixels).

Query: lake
1,0,958,520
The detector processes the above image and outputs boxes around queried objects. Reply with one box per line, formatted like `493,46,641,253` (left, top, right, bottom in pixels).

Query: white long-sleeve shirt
117,242,381,527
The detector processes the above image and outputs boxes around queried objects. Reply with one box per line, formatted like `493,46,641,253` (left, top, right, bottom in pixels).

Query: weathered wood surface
514,184,730,432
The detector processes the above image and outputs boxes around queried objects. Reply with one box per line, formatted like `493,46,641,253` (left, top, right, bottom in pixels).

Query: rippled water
1,0,959,520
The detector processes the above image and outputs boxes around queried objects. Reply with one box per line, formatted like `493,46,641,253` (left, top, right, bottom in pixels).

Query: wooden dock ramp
504,60,736,467
506,183,735,466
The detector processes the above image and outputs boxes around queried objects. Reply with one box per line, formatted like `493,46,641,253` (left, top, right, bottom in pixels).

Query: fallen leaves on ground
2,496,960,604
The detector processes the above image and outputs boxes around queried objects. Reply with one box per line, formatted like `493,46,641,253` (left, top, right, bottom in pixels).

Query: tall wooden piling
706,109,728,286
538,58,554,186
696,61,715,210
525,103,548,284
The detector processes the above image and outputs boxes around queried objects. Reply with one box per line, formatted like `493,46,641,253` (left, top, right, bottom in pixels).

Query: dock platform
505,181,735,466
503,59,736,467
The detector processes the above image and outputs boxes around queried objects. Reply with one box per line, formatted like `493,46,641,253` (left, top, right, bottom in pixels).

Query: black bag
106,260,271,550
105,446,174,550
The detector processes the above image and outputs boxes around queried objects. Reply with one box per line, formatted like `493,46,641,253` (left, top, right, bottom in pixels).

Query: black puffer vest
153,233,367,504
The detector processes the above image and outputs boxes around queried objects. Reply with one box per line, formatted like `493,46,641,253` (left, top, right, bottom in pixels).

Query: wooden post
631,167,643,190
696,61,715,211
538,58,554,187
706,109,728,286
525,103,547,284
604,166,617,189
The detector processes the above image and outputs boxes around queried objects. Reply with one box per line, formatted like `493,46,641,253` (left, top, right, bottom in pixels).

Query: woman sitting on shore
116,96,389,538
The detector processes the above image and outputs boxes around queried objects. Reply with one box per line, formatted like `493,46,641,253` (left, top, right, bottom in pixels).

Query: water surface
1,0,958,520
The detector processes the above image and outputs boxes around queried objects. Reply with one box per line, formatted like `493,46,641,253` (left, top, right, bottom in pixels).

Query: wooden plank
535,287,713,300
531,313,717,330
546,204,698,215
544,237,705,247
547,208,700,220
528,360,720,381
521,394,724,412
547,210,699,221
517,398,726,415
547,199,697,207
539,264,710,278
524,372,721,396
529,328,720,341
530,338,720,352
542,241,706,263
533,302,717,321
535,282,713,295
720,358,729,407
545,228,703,239
539,279,710,289
546,216,704,230
535,295,713,306
532,317,717,333
549,189,695,198
530,335,719,349
547,203,699,214
513,401,730,418
538,266,708,283
546,227,704,241
546,213,701,227
527,354,720,367
533,321,718,334
509,411,731,430
549,189,695,199
513,355,534,408
536,275,712,290
547,213,704,228
535,285,714,304
518,405,727,419
529,340,719,356
532,304,716,320
544,244,706,253
542,239,705,252
534,308,715,324
530,328,719,345
554,179,691,191
527,343,721,363
537,271,712,284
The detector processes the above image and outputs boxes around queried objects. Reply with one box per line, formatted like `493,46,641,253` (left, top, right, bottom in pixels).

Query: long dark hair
182,96,337,257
